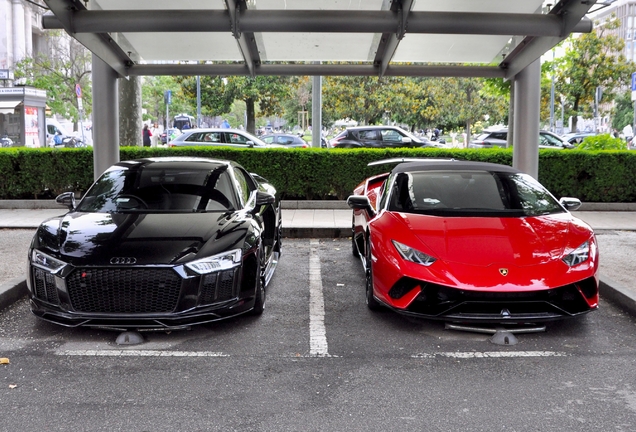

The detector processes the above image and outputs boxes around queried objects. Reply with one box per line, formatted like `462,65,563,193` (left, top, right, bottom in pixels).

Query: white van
46,118,72,147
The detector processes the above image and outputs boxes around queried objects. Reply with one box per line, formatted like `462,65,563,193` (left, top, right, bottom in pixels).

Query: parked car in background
169,128,283,148
160,128,182,144
469,128,574,149
27,157,282,330
329,125,444,149
347,158,598,322
260,133,309,148
562,132,596,145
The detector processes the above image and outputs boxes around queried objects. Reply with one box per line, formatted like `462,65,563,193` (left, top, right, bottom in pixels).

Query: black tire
351,217,359,257
365,236,382,311
251,275,266,315
251,247,266,315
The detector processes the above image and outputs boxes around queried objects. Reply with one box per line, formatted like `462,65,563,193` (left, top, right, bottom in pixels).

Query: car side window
185,133,205,142
381,129,402,142
359,130,379,140
233,167,257,205
225,133,249,145
203,132,221,142
490,132,507,140
262,136,273,143
540,133,561,147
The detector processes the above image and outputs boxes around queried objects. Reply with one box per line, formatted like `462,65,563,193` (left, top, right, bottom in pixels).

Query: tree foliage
178,75,291,133
611,91,634,132
142,76,194,126
14,31,92,125
550,17,633,132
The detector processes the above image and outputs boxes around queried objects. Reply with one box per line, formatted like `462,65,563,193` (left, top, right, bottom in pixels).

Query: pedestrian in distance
53,131,63,146
142,124,152,147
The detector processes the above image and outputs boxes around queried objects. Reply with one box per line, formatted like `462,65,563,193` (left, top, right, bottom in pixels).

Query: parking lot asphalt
1,201,635,318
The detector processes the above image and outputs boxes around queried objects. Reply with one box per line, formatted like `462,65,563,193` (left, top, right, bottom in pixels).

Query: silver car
169,128,283,148
469,129,574,149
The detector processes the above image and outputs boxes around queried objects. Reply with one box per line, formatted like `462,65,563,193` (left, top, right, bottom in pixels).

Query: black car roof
390,160,520,174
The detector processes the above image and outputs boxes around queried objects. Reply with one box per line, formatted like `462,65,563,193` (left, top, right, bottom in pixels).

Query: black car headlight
392,240,436,267
185,249,242,275
31,250,67,274
562,241,590,267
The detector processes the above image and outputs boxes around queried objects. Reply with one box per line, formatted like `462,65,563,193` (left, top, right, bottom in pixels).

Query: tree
611,91,634,132
143,76,194,127
431,77,507,141
14,31,92,128
322,76,398,126
551,16,633,132
281,76,312,128
179,75,291,134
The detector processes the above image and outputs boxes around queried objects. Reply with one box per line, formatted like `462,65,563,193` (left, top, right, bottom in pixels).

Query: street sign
632,72,636,101
164,90,172,105
75,84,82,98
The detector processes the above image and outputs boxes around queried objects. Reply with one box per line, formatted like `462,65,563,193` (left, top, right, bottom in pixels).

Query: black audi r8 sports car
27,157,282,330
347,158,599,324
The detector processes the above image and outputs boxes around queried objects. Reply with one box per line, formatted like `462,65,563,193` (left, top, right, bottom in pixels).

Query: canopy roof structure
43,0,597,80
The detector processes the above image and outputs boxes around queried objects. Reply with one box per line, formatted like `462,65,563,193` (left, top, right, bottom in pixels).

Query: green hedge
1,147,635,202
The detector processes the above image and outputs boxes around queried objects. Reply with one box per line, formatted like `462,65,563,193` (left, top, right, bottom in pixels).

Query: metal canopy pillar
312,75,322,148
512,58,541,179
92,54,120,180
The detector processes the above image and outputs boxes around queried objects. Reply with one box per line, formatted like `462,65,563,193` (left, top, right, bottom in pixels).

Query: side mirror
246,140,255,148
347,195,376,218
56,191,76,210
401,137,412,143
255,190,275,206
559,197,582,211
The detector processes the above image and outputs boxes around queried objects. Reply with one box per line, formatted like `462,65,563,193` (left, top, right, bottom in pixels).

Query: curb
0,277,27,312
282,227,347,239
599,276,636,317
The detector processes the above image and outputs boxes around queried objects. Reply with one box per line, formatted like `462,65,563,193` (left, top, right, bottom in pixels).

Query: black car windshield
77,165,238,213
387,170,564,217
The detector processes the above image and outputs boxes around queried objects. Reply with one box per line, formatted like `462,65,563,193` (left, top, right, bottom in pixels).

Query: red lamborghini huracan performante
347,159,599,323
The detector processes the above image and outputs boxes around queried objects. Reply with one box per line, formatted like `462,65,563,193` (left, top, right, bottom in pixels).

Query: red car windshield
387,170,564,217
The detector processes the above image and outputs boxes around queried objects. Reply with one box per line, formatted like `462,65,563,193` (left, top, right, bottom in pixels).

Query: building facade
0,0,52,81
594,0,636,62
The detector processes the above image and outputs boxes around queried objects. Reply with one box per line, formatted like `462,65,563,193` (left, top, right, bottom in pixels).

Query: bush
1,146,635,202
578,134,627,150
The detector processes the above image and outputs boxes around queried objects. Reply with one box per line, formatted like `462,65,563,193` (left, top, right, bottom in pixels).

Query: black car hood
34,211,251,266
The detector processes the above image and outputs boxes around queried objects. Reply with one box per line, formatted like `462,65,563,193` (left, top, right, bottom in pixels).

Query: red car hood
389,212,587,267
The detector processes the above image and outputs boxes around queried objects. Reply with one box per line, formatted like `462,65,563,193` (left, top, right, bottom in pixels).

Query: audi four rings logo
110,257,137,265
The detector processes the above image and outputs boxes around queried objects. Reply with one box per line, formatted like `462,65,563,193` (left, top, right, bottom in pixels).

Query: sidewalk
1,202,635,319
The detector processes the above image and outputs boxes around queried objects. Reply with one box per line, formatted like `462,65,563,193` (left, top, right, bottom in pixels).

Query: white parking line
309,239,330,357
56,350,228,357
412,351,567,359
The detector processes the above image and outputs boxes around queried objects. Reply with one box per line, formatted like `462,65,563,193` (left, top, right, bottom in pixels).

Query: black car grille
33,268,60,305
395,276,597,317
199,269,239,305
66,268,182,313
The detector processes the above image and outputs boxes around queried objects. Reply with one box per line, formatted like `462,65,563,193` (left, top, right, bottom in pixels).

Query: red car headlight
562,241,590,267
392,240,436,267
